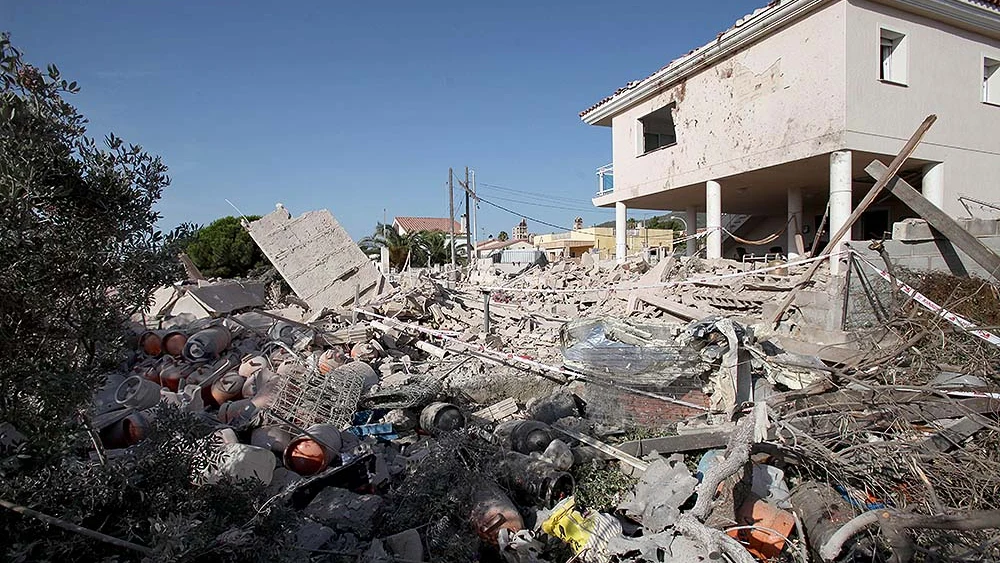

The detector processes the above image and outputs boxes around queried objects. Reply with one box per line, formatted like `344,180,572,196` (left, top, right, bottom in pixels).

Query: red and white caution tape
852,252,1000,347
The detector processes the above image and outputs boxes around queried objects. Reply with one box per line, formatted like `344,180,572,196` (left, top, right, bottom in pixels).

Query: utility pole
448,168,456,272
464,166,472,264
471,169,479,261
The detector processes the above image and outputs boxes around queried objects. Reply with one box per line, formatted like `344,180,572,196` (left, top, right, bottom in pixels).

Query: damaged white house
581,0,1000,269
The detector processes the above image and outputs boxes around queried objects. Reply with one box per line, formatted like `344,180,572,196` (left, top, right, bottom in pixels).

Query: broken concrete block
294,518,336,551
618,455,698,532
303,487,382,538
264,467,303,497
247,207,385,311
167,292,212,320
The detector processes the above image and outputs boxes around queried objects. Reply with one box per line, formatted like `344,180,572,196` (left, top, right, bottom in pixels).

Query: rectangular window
985,57,1000,105
879,28,907,85
638,104,677,155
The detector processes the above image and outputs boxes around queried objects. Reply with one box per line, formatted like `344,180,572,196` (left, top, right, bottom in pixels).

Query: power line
482,193,605,214
478,182,595,206
475,194,574,231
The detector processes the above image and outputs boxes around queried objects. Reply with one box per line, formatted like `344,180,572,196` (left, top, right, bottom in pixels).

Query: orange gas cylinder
727,497,796,561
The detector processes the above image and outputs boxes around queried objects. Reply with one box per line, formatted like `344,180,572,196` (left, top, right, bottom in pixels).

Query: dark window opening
860,209,890,241
640,104,677,155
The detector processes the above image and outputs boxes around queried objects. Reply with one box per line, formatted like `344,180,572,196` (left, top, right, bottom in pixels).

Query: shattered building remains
64,155,1000,562
9,2,1000,561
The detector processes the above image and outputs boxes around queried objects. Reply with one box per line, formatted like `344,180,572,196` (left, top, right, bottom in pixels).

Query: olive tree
0,34,295,562
0,33,182,440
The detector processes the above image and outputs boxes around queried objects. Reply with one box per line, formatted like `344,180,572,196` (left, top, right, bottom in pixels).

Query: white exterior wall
604,1,848,204
845,0,1000,217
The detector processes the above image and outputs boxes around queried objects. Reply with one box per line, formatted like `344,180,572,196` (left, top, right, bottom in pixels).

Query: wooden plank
553,425,650,473
770,115,938,326
636,292,712,322
771,336,865,367
617,429,733,457
867,160,1000,282
917,417,985,454
471,398,519,423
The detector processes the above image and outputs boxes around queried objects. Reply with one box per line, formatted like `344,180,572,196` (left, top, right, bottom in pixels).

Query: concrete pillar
706,181,722,260
787,186,803,259
922,162,945,209
615,201,627,264
829,151,853,275
685,206,698,257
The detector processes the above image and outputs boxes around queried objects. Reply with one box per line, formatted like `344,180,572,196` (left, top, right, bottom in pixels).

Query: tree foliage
359,223,458,269
412,229,451,267
497,231,509,241
1,405,295,563
0,35,294,562
184,215,269,278
359,222,413,268
0,33,180,440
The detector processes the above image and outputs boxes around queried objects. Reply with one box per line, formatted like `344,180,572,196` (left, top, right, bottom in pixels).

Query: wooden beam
617,428,733,457
552,425,650,473
867,160,1000,282
770,115,937,326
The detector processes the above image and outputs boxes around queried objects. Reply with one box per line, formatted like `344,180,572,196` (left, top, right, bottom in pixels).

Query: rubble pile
78,225,1000,563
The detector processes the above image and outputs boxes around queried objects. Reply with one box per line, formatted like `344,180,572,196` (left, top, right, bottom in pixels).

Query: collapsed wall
246,206,385,312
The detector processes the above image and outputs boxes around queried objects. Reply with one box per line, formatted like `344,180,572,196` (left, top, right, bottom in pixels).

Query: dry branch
0,498,153,555
689,403,761,522
820,509,1000,562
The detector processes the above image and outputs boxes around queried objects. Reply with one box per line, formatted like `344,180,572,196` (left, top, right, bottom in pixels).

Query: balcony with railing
596,163,613,196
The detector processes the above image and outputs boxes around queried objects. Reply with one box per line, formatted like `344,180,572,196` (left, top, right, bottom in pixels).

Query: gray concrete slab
247,207,385,312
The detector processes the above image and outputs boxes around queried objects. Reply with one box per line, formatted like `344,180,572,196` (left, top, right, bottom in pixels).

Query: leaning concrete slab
247,207,385,311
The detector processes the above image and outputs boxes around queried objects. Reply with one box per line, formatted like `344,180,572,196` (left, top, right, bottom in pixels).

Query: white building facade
582,0,1000,269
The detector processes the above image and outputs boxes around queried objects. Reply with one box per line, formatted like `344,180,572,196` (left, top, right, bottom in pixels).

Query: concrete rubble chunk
303,487,383,538
247,206,385,311
294,518,336,551
617,455,698,532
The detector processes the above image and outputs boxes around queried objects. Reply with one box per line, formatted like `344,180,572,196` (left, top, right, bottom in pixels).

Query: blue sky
7,0,764,240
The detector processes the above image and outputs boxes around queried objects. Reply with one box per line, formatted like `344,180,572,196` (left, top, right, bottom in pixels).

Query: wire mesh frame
360,378,443,410
263,362,366,429
842,254,897,331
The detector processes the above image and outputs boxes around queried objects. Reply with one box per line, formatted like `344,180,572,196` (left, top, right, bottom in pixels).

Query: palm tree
358,222,414,270
411,230,451,267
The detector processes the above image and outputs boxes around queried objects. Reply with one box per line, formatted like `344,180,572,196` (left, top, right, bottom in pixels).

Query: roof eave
884,0,1000,38
580,0,834,126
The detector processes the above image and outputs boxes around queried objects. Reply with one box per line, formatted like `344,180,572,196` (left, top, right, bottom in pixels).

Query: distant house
476,238,534,259
392,217,465,237
512,218,529,241
535,226,676,261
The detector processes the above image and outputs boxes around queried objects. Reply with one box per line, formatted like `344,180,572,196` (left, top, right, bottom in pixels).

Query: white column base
829,151,853,275
706,181,722,260
615,202,627,264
